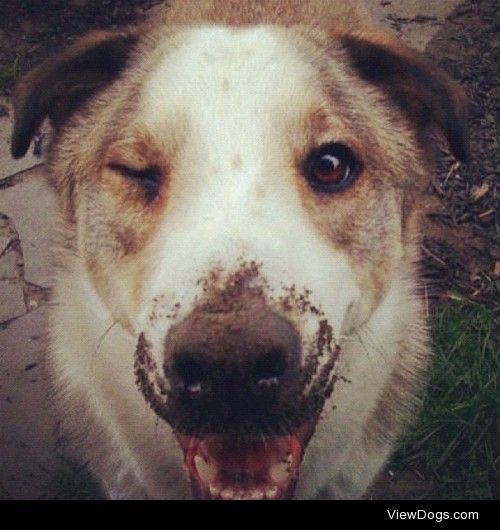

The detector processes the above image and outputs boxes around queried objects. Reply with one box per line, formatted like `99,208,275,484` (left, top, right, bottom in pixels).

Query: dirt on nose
135,261,342,435
195,260,266,314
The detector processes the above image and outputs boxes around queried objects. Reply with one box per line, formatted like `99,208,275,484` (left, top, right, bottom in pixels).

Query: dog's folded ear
342,30,470,162
11,29,138,159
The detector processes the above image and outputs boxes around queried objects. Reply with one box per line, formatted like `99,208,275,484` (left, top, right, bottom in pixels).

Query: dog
11,0,468,500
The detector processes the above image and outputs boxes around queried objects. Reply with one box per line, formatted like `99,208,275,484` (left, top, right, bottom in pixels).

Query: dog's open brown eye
108,162,161,202
304,143,361,192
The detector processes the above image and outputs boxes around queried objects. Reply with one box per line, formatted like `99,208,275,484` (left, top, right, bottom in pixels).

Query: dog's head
12,18,467,499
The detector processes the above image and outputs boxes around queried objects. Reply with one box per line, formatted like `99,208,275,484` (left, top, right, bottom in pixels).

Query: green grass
395,300,499,499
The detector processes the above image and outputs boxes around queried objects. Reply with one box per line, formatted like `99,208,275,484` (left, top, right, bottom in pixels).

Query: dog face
12,11,467,500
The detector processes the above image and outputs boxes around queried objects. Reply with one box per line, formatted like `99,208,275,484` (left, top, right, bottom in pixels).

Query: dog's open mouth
134,327,339,499
177,421,315,500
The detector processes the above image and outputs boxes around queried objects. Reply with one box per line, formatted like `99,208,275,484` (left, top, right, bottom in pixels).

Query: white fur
137,27,361,348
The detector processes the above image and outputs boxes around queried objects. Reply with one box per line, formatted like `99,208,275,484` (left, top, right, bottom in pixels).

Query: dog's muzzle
134,277,340,500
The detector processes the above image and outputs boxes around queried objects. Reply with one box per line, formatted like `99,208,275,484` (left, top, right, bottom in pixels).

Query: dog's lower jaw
48,258,429,500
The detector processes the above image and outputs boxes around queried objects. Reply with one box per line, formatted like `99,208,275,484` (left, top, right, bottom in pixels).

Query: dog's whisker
354,325,391,364
92,320,119,360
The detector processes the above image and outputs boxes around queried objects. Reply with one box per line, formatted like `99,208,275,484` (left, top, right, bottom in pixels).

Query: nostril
253,347,288,388
172,355,206,395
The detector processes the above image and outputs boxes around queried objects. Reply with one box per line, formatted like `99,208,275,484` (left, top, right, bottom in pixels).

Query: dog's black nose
163,305,302,431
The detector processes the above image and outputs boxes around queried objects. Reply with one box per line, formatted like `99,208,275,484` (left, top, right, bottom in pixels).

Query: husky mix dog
11,0,468,500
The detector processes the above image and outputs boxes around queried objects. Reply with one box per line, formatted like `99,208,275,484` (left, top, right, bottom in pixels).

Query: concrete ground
0,0,463,499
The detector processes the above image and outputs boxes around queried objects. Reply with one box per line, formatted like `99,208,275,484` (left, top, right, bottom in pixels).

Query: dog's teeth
270,461,290,484
221,488,235,500
209,484,220,497
265,486,279,499
194,455,218,482
250,489,265,500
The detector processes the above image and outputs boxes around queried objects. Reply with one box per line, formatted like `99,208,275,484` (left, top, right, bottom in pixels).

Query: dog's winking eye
304,143,361,192
108,162,161,202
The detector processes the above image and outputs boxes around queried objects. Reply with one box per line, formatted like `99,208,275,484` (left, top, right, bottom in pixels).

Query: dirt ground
0,0,498,500
422,0,499,309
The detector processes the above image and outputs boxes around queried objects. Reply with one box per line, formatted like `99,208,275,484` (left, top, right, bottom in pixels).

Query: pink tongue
197,435,300,474
176,421,318,499
178,434,302,480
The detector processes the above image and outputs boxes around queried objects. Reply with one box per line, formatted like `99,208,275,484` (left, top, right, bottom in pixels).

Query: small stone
27,298,39,311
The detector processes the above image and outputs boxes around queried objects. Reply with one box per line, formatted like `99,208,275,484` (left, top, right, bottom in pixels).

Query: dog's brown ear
11,29,138,159
342,30,469,162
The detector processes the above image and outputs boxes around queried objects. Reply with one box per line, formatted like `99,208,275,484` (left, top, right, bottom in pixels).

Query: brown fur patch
161,0,369,32
103,132,171,212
